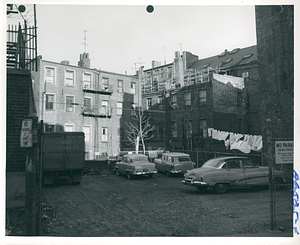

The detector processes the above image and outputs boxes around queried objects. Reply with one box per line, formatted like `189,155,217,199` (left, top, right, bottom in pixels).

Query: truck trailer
41,132,85,185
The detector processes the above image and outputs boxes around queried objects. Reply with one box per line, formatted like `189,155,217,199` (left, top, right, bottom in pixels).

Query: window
237,92,245,108
84,97,92,111
117,102,123,115
83,126,91,142
242,159,255,168
131,82,136,94
102,77,109,91
119,127,123,141
185,120,192,138
199,89,206,105
171,93,177,107
131,103,137,116
65,70,75,86
45,67,55,84
83,73,92,89
226,160,241,169
102,100,108,114
158,96,163,104
66,95,75,112
199,119,207,138
171,122,177,137
147,98,152,110
45,124,55,132
184,92,191,106
102,127,108,142
157,122,164,140
152,80,158,92
117,80,123,93
45,94,55,110
65,124,75,132
102,100,108,108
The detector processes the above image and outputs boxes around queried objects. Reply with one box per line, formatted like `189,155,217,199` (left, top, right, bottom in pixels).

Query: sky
7,2,258,75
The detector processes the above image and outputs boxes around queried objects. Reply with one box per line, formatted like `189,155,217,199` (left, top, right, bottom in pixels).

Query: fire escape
6,4,37,71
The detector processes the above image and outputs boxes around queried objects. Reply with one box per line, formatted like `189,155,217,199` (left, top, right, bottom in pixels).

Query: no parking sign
275,141,293,164
20,119,33,148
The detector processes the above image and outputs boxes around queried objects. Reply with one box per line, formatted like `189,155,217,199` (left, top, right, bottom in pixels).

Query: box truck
41,132,85,185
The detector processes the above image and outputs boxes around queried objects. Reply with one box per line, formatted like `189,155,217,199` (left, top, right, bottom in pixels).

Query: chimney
60,60,70,65
151,60,161,68
78,53,90,68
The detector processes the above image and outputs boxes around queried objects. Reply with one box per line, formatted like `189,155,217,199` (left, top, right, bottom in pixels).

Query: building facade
255,5,294,164
139,45,260,153
32,53,140,159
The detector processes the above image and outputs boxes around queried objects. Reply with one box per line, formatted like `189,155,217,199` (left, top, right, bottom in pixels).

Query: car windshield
177,157,190,162
203,159,225,168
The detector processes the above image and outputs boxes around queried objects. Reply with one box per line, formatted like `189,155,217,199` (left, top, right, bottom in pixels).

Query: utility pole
267,119,275,230
21,113,38,235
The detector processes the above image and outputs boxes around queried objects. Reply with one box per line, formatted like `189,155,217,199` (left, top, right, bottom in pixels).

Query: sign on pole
20,119,33,148
275,141,293,164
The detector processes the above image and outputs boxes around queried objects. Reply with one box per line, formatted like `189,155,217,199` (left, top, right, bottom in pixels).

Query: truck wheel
71,172,81,185
213,183,228,194
43,175,54,186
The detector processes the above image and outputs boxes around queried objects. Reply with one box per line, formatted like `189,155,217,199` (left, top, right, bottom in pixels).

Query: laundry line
208,128,263,154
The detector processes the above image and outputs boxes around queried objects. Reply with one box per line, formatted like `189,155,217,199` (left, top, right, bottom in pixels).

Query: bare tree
125,108,156,154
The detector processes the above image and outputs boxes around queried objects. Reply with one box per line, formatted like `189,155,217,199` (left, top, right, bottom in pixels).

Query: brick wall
256,6,294,136
255,5,294,160
6,69,32,171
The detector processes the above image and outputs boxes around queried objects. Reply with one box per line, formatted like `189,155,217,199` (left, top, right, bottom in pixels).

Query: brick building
255,5,294,161
6,69,36,171
139,45,260,152
31,53,140,159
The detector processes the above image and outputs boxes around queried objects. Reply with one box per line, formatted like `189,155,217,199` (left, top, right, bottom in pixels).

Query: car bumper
182,178,208,187
170,169,187,174
132,170,157,176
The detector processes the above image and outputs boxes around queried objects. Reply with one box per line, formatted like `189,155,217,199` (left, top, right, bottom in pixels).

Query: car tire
196,186,208,192
213,183,228,194
115,169,121,176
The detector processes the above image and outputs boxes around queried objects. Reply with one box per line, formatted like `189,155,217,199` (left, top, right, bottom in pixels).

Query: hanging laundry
252,135,263,151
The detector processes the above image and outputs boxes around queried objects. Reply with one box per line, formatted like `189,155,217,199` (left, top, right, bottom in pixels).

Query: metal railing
7,22,37,71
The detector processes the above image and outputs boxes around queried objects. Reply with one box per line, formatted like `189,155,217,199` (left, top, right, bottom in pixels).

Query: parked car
115,154,157,179
181,156,286,194
154,152,195,177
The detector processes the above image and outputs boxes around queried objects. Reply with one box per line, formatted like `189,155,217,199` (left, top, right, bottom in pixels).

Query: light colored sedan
182,156,286,194
115,154,157,179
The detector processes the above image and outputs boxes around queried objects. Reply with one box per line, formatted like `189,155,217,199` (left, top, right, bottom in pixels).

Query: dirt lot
31,168,291,237
6,168,293,237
